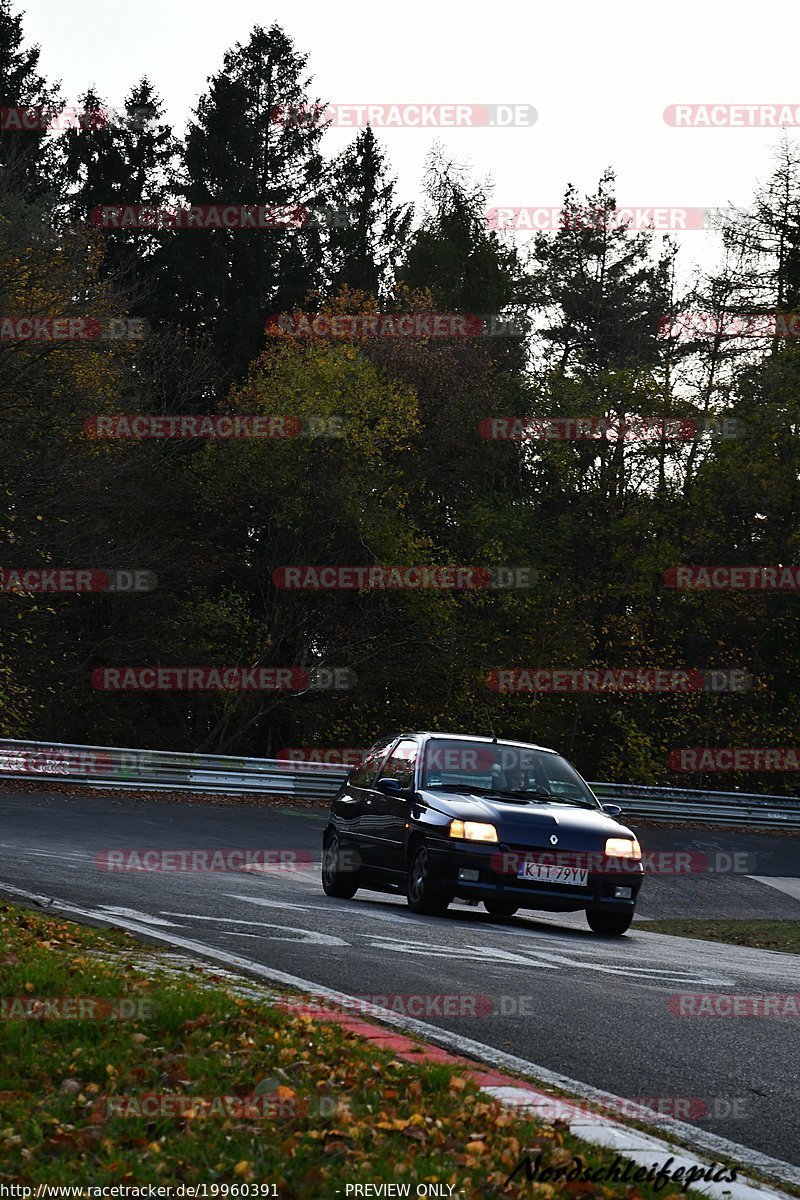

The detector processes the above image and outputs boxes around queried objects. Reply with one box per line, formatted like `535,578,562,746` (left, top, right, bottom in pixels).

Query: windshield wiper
424,782,496,793
490,789,553,802
423,782,596,807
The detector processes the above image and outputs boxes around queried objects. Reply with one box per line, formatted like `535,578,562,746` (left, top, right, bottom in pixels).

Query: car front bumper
427,838,644,912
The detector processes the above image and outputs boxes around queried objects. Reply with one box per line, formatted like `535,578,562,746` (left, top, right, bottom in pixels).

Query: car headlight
450,820,498,843
604,836,642,859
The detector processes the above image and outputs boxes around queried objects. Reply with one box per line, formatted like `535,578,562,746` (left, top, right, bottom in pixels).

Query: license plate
517,861,588,887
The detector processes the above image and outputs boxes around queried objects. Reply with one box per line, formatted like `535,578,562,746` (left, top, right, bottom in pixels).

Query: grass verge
0,902,738,1196
643,918,800,954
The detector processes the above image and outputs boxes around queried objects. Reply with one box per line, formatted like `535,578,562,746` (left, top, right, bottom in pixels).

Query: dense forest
2,3,800,790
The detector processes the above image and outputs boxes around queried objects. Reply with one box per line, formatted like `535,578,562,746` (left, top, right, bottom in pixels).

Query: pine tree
715,134,800,316
62,86,127,222
0,1,60,199
399,147,530,374
62,79,177,297
531,168,672,381
325,126,412,297
164,24,328,382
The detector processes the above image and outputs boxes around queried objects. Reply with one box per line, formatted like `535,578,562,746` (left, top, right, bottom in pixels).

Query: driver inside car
499,766,527,791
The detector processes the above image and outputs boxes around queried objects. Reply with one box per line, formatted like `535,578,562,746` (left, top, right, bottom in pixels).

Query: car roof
392,731,557,754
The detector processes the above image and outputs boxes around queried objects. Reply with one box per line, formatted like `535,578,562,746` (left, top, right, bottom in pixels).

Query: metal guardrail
587,777,800,825
0,739,347,800
589,781,800,829
1,738,800,827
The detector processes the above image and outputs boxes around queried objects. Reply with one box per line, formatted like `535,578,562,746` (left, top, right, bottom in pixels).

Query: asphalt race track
1,787,799,1173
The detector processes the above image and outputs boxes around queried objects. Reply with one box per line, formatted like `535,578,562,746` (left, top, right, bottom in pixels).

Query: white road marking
214,909,349,946
366,936,736,986
226,890,412,924
161,912,301,926
219,932,276,939
748,876,800,903
20,849,94,861
220,894,312,911
237,864,322,888
239,862,322,877
367,937,560,968
97,906,182,927
220,932,345,943
248,922,348,946
183,898,732,983
506,946,736,985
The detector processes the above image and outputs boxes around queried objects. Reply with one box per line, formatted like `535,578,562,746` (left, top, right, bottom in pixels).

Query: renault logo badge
550,834,558,845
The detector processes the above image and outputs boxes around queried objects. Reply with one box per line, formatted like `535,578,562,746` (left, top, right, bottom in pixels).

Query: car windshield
420,738,600,809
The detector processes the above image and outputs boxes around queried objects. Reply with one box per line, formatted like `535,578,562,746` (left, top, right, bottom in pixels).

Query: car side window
377,739,418,790
348,740,394,788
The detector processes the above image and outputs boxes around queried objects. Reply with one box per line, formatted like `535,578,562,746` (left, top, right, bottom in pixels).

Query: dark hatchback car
322,732,644,935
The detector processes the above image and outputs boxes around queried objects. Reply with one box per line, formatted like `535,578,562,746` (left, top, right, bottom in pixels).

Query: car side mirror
602,803,622,818
376,777,403,795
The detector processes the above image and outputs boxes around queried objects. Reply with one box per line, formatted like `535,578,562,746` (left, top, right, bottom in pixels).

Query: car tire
407,843,451,915
321,832,359,899
484,900,519,919
586,908,633,936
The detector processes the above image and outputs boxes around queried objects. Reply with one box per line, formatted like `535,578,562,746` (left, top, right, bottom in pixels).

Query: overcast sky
21,0,800,276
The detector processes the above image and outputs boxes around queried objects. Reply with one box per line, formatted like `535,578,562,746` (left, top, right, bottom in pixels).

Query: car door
367,738,419,877
334,738,395,870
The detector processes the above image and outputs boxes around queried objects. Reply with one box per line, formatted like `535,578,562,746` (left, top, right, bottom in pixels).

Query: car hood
417,789,636,845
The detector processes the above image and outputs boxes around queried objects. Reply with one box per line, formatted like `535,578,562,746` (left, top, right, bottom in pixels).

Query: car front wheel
407,844,451,915
321,832,359,899
586,908,633,936
484,900,519,919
